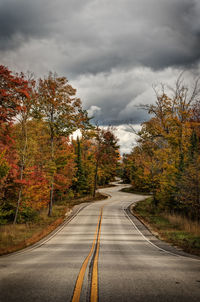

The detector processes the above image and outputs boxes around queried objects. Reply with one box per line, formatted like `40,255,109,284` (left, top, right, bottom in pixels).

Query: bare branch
128,124,140,136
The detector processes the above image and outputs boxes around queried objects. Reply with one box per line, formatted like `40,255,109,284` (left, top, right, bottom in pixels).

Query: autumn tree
54,136,76,201
0,65,120,226
37,72,88,216
14,119,50,218
123,74,200,218
13,73,35,224
0,66,33,223
92,127,120,196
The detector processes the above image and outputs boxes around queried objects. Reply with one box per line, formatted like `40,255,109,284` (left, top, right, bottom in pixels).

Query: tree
124,74,200,218
13,73,35,224
0,66,32,223
54,136,76,201
92,127,120,196
37,72,88,216
72,137,87,196
13,119,50,220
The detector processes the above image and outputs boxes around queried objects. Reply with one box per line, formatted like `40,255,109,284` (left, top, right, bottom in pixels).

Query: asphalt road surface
0,183,200,302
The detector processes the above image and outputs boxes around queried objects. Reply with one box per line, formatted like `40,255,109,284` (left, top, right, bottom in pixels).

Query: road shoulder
125,203,200,261
0,193,109,257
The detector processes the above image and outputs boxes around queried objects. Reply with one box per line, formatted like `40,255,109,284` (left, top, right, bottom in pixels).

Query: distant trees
72,127,120,198
0,65,120,224
92,127,120,196
122,75,200,219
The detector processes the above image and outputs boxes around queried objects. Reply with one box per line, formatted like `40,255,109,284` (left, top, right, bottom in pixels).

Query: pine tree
73,137,87,196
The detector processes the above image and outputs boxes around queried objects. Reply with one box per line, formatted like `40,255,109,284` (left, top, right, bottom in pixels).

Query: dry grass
0,224,32,246
0,207,67,255
164,213,200,236
133,197,200,256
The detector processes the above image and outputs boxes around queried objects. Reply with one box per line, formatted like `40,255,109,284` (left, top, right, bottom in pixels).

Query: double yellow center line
71,206,103,302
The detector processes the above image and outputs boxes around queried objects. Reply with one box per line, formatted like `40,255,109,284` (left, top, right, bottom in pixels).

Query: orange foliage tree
122,75,200,218
36,72,89,216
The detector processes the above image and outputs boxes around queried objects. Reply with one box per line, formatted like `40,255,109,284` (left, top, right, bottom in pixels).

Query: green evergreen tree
73,137,87,196
189,129,198,160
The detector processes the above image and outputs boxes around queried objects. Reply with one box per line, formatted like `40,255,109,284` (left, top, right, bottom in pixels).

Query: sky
1,0,200,153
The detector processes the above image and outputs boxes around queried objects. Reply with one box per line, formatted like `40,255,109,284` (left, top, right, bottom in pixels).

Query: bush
0,202,15,225
17,205,39,223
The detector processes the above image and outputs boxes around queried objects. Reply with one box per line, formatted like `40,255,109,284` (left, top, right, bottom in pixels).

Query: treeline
122,75,200,220
0,65,119,224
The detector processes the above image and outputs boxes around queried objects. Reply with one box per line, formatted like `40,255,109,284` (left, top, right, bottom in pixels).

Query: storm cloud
1,0,200,151
1,0,200,70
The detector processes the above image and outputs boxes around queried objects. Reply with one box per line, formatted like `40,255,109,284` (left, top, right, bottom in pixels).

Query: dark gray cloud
72,67,183,126
0,0,200,128
0,0,48,49
1,0,200,69
0,0,88,49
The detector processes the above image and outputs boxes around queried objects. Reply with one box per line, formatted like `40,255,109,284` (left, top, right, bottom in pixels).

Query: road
0,183,200,302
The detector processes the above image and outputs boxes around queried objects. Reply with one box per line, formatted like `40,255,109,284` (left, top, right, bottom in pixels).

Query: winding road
0,183,200,302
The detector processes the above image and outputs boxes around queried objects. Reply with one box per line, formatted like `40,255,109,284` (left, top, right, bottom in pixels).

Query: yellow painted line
90,207,103,302
71,209,102,302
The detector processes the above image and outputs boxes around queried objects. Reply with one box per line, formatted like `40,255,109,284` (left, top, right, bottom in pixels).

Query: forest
0,65,120,226
122,74,200,221
1,64,200,234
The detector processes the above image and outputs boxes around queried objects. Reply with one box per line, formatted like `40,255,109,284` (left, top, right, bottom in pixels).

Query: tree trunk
48,109,54,217
13,185,22,224
93,154,99,198
48,180,54,216
13,120,27,224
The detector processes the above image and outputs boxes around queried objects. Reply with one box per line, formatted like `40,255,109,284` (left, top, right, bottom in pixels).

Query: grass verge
131,197,200,256
0,192,107,256
98,184,116,188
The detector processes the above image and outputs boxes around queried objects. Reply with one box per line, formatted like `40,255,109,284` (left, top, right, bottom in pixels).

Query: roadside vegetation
132,197,200,256
121,74,200,256
0,192,107,256
120,187,151,196
0,65,120,254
